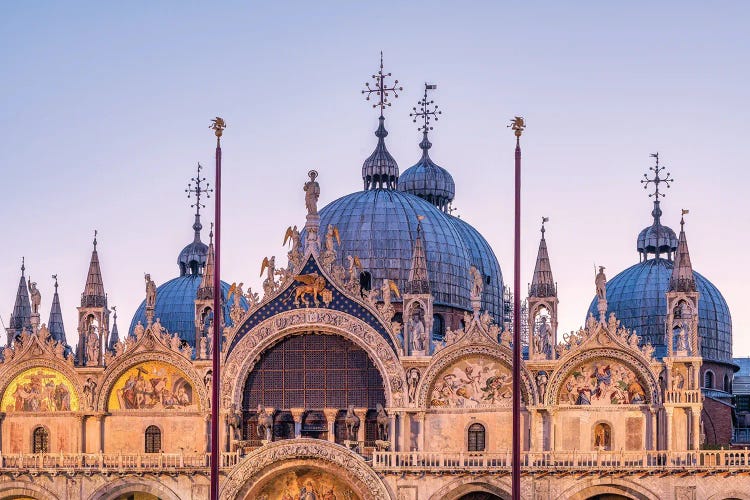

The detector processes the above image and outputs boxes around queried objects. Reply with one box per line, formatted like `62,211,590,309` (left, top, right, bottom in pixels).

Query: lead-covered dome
312,189,504,320
398,135,455,212
636,200,678,259
587,258,731,361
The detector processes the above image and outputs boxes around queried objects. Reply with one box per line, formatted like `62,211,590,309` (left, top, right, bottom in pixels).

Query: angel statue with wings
260,256,277,296
283,225,302,269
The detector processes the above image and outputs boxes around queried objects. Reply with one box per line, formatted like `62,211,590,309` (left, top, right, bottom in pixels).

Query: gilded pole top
209,117,226,139
509,116,526,138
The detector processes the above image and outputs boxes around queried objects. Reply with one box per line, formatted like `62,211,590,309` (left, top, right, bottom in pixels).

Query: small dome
587,259,732,362
362,117,399,190
398,146,455,212
128,276,247,350
304,189,504,320
637,201,678,258
178,217,209,276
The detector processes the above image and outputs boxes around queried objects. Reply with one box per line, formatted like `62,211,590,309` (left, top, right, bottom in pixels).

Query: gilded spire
670,210,696,292
530,217,556,298
47,274,67,344
406,216,430,294
7,258,32,343
361,52,402,190
197,223,216,300
81,230,107,308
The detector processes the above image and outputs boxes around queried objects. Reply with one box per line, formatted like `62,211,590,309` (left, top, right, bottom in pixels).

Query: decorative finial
93,229,98,250
112,305,117,321
541,216,549,236
410,83,440,151
681,208,689,229
209,117,226,140
509,116,526,138
641,153,673,200
21,256,25,275
186,162,213,218
209,222,214,244
361,51,403,117
52,274,58,291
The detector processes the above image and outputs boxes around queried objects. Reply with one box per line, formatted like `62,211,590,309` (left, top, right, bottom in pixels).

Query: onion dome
398,134,455,212
637,200,678,260
178,214,209,276
362,116,399,190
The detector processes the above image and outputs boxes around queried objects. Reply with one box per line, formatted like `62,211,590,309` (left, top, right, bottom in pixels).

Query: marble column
355,408,367,444
323,409,338,443
691,407,701,450
290,408,305,439
416,411,425,451
650,408,658,450
665,407,674,451
388,413,396,451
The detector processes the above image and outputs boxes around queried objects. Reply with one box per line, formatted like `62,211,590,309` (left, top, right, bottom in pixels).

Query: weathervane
410,83,441,134
509,116,526,138
361,52,403,116
641,152,673,200
186,163,213,216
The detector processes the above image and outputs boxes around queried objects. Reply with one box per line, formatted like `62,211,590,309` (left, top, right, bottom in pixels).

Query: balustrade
0,451,240,471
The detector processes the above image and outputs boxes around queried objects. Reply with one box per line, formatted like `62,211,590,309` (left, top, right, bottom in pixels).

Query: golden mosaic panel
1,367,79,412
108,361,198,411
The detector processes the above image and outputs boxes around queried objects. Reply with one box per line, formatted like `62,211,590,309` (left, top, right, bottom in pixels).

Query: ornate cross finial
641,152,673,200
410,83,440,134
186,163,213,217
362,52,403,116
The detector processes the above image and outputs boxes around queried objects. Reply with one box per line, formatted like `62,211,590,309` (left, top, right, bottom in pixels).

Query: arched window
467,423,486,452
145,425,161,453
724,374,731,393
32,426,49,453
432,314,445,341
704,370,715,389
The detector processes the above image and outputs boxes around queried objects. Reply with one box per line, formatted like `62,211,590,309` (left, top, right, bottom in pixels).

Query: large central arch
223,309,406,409
220,439,392,499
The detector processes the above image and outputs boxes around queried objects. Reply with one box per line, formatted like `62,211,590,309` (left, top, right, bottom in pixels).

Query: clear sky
1,3,748,354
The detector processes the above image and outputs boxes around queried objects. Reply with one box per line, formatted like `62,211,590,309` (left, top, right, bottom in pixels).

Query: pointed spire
530,217,556,298
197,223,216,300
7,258,32,342
108,306,120,351
670,210,696,292
47,275,67,344
81,230,107,308
406,217,430,294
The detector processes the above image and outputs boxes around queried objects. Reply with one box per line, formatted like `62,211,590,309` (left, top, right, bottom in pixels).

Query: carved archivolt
223,308,407,408
417,343,537,408
220,438,393,500
95,344,209,412
546,348,659,406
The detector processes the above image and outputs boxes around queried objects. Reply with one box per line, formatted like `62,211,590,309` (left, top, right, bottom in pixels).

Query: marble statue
83,377,97,408
407,368,420,403
145,274,157,308
28,279,41,315
595,266,607,301
86,327,99,365
376,403,389,441
469,265,484,302
410,308,426,352
257,404,274,441
260,256,276,295
133,321,145,339
226,404,242,442
345,405,360,441
676,323,689,352
304,170,320,216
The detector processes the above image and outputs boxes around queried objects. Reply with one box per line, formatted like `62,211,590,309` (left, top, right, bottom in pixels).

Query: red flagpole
512,120,524,500
210,118,224,500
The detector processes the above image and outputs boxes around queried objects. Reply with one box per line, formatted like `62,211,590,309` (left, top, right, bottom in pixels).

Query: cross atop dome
362,51,403,117
186,162,212,238
641,152,673,200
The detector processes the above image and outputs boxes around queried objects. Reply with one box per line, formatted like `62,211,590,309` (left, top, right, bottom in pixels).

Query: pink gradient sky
1,3,748,354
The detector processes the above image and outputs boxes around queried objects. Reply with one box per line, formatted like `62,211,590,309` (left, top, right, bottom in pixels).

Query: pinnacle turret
406,218,430,295
108,306,120,351
47,275,67,344
197,224,215,301
529,218,556,298
670,211,696,292
7,259,32,345
81,232,107,308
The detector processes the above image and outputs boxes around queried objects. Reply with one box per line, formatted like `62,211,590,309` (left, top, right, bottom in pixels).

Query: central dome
312,189,504,320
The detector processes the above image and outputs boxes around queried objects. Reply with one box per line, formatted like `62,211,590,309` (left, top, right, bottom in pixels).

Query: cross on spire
641,152,674,200
410,83,440,134
186,163,212,217
362,52,403,117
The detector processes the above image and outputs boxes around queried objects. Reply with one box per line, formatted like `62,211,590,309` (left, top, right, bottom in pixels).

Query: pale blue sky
2,3,748,353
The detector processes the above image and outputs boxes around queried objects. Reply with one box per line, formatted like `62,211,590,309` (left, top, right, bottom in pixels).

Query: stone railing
373,449,750,472
0,451,241,471
665,389,702,404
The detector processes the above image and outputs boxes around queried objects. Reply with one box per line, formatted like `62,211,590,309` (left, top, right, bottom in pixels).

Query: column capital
290,408,305,423
322,408,339,421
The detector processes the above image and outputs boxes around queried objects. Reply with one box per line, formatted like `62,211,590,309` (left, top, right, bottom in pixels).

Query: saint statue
595,266,607,301
676,323,689,352
304,170,320,216
28,279,41,315
538,316,552,357
145,274,157,308
86,327,99,365
469,265,484,302
410,307,426,352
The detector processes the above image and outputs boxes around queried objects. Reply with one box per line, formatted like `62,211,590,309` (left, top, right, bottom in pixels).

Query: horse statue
376,403,389,442
256,404,274,442
345,405,360,441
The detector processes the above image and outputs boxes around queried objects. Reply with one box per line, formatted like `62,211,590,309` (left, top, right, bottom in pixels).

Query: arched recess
0,358,84,413
546,348,659,407
706,492,750,500
417,343,537,408
429,477,511,500
0,480,60,500
561,477,659,500
88,477,182,500
95,349,209,412
223,309,406,409
220,438,393,500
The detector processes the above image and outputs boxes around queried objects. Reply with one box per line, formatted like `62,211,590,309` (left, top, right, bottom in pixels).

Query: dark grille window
32,427,49,453
468,423,485,452
145,425,161,453
704,371,715,389
737,395,750,413
243,334,386,410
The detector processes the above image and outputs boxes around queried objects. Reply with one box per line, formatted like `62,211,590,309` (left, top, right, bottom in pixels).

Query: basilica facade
0,69,744,499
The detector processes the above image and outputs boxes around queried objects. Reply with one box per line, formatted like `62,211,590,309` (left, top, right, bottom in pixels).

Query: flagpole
209,117,226,500
510,116,525,500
